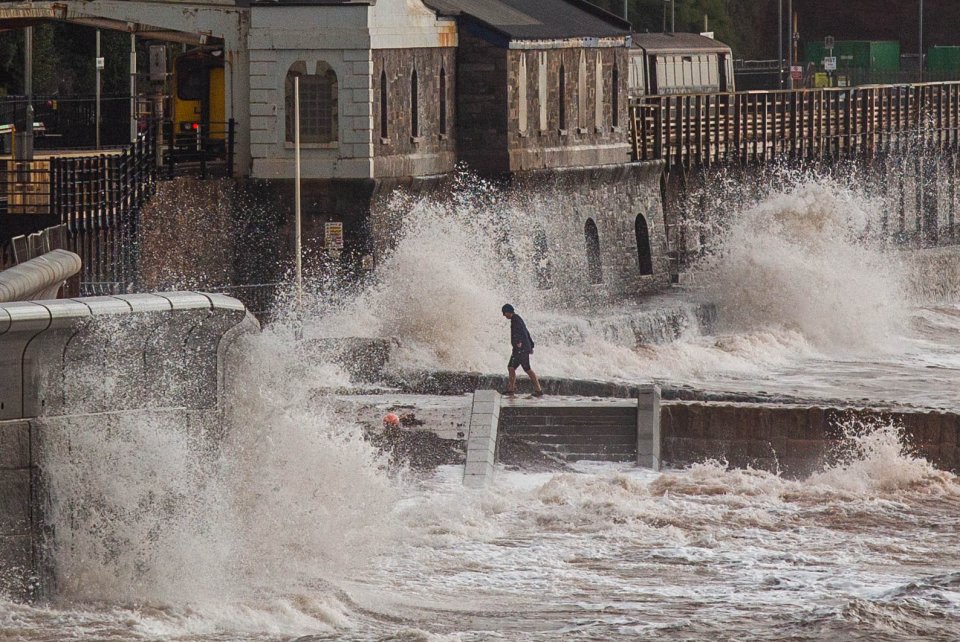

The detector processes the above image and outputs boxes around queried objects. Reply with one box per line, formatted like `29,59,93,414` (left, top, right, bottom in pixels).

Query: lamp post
778,0,784,88
919,0,924,82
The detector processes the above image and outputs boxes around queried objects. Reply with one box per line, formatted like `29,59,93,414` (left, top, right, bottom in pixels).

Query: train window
177,57,207,101
578,51,587,130
285,61,338,144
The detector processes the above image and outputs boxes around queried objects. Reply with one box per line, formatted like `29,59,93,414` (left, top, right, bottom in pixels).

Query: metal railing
163,119,236,179
630,80,960,170
52,130,157,294
0,94,135,150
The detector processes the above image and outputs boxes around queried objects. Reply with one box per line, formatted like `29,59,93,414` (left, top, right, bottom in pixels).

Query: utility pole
778,0,784,88
95,29,101,150
622,0,627,21
130,32,137,144
15,27,35,161
919,0,924,82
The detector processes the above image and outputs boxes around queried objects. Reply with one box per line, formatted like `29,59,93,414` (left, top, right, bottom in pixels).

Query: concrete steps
461,389,661,486
499,404,639,462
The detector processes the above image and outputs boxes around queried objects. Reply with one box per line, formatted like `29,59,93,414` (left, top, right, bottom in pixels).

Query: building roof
632,32,732,54
423,0,629,41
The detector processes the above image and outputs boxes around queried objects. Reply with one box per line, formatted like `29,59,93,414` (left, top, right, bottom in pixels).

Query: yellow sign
814,72,831,88
324,221,344,250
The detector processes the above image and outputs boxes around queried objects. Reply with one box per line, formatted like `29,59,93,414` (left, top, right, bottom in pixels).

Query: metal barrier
0,249,81,302
630,80,960,170
163,119,236,179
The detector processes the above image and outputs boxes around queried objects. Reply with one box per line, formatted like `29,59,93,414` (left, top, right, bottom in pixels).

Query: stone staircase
498,402,640,462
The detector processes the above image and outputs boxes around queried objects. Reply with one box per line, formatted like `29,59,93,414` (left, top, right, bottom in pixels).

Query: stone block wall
373,47,457,178
511,162,671,298
455,31,511,173
0,294,259,600
507,45,632,172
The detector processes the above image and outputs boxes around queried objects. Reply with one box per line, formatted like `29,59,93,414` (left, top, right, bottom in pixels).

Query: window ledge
558,129,568,137
576,127,588,134
611,126,624,133
410,135,425,144
380,137,391,146
284,141,339,150
594,126,605,134
438,133,448,141
518,131,529,138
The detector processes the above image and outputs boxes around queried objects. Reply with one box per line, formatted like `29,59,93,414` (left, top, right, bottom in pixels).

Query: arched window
285,61,338,144
612,65,620,128
635,214,653,275
584,218,602,284
411,69,419,137
558,63,567,131
439,66,447,135
380,69,388,139
533,227,551,288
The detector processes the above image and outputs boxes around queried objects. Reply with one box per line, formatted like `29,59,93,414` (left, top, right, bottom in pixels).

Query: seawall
0,293,259,600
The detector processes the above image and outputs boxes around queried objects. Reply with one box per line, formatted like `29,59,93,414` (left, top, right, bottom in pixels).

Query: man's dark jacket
510,314,535,353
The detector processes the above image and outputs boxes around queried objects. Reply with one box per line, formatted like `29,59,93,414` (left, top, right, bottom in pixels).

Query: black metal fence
163,119,236,179
0,94,134,150
51,131,157,294
0,130,157,295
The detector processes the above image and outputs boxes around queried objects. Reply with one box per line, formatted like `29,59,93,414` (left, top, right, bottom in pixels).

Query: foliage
0,24,135,96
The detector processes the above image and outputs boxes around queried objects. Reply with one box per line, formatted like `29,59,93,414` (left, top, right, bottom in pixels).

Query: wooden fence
631,81,960,170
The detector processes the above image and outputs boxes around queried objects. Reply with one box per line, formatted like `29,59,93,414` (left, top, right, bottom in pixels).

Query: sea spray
39,313,403,614
692,178,909,353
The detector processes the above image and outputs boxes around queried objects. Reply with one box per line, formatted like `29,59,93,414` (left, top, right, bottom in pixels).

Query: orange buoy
383,412,401,427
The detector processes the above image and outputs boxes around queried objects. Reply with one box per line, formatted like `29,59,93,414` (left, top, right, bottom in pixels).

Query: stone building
187,0,672,297
421,0,670,296
244,0,458,269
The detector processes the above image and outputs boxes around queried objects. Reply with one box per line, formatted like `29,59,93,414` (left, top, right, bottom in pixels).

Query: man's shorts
508,350,532,372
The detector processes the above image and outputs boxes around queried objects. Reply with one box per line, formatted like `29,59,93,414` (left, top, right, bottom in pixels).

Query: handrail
629,80,960,167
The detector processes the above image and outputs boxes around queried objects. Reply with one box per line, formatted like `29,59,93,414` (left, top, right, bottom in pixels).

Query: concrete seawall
0,293,259,599
662,402,960,478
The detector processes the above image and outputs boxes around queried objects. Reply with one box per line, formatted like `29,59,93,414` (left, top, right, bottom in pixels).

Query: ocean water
3,175,960,640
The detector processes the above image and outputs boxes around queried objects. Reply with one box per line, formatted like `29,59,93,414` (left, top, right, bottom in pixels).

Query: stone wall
373,47,458,178
661,402,960,478
511,162,671,298
507,46,632,171
455,31,510,174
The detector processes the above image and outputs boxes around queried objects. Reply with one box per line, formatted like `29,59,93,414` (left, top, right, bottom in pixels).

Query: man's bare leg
507,367,518,394
528,370,543,394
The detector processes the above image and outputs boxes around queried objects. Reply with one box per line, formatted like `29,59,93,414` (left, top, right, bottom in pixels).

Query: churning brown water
4,176,960,640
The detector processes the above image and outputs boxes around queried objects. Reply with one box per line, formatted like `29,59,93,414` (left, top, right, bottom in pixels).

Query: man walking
502,304,544,397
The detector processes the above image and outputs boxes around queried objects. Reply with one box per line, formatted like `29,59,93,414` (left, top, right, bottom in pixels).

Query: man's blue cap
502,304,514,314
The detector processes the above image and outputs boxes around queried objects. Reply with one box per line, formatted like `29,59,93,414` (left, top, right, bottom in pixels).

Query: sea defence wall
0,293,259,600
662,402,960,478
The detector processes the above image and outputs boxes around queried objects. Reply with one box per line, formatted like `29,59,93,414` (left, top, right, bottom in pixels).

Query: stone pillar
464,390,501,488
637,384,661,470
